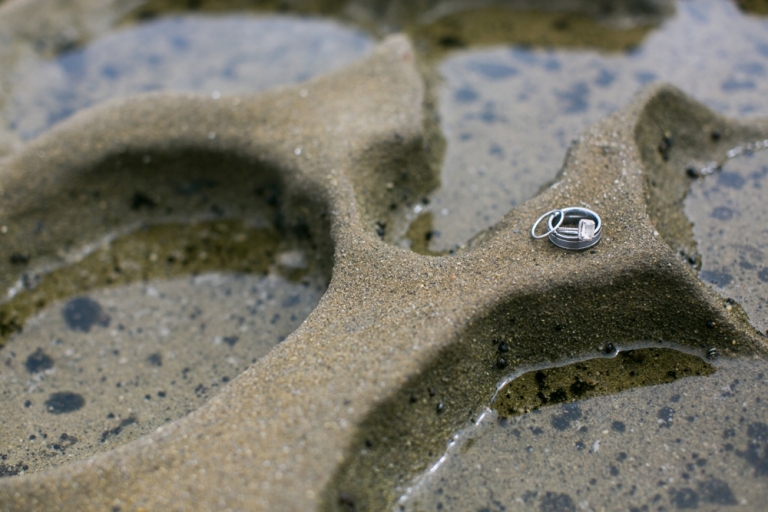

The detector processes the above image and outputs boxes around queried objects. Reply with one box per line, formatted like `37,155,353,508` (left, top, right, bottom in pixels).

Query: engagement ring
530,207,602,251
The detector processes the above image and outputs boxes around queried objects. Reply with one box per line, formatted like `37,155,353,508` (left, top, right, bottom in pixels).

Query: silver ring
530,206,602,250
547,207,601,250
530,209,564,239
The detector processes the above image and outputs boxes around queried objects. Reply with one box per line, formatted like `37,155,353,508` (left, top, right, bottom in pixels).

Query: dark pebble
686,165,701,178
130,191,157,210
540,491,576,512
62,297,110,332
669,487,699,509
657,406,675,428
10,253,29,264
25,348,53,373
44,392,85,414
338,491,355,508
146,352,162,367
551,404,582,431
658,135,673,161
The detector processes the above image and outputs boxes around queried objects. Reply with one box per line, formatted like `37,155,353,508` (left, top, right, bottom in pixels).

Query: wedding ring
530,209,564,239
530,207,602,251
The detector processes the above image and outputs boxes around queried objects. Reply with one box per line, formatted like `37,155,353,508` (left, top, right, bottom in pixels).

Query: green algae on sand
492,346,715,417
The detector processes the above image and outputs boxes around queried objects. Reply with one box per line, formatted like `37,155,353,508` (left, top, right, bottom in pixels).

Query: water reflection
400,355,768,511
5,15,373,139
686,150,768,334
0,270,326,476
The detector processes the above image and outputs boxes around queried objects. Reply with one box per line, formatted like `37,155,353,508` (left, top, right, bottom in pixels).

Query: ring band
547,207,601,250
530,209,564,239
530,207,602,250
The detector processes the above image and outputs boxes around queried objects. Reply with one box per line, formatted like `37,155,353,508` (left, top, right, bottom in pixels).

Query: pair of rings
530,207,602,250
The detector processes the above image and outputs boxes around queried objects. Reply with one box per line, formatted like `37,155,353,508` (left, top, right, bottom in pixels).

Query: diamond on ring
578,219,595,241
